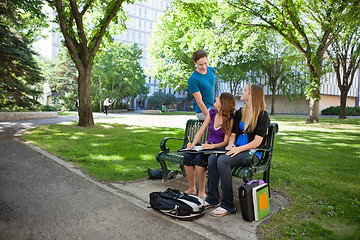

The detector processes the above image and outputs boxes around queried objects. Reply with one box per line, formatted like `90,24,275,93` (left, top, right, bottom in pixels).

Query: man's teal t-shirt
188,66,215,113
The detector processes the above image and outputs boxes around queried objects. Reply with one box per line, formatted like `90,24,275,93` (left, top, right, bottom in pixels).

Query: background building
116,0,185,110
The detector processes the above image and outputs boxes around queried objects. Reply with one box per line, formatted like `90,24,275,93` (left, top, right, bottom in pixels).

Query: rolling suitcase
238,180,264,222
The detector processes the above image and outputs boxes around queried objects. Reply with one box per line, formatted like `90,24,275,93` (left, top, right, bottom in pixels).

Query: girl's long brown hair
241,84,266,132
219,92,236,134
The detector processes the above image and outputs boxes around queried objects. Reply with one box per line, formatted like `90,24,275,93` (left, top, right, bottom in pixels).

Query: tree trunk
306,80,320,123
77,67,94,127
308,98,319,123
339,90,348,119
306,61,321,123
271,87,276,115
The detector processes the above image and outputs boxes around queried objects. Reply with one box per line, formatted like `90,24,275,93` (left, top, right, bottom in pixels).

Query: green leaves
0,0,48,109
148,0,220,90
91,42,148,109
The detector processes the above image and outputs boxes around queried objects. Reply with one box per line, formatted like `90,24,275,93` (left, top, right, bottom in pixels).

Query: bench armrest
246,148,271,167
160,137,186,153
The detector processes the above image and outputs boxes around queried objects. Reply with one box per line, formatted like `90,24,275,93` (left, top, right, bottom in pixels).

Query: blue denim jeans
183,153,208,167
206,151,248,212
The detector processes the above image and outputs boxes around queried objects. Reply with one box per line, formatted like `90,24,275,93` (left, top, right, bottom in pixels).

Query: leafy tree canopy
91,42,148,110
0,0,48,43
46,0,136,126
0,0,47,109
148,0,220,91
147,91,176,109
225,0,360,122
37,47,78,110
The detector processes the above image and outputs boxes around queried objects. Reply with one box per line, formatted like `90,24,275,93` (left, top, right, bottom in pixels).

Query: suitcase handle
246,179,264,185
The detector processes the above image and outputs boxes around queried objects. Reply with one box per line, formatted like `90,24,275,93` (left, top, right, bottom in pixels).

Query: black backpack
149,188,205,221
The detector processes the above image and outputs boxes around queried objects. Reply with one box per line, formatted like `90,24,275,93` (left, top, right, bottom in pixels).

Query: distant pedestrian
103,98,111,115
75,99,79,116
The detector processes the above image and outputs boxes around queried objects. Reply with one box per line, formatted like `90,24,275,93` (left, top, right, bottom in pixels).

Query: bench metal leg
180,164,186,177
157,158,169,181
263,168,271,198
168,170,181,179
163,164,185,180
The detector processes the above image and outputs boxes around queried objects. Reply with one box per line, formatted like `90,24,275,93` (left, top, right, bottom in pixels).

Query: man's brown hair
192,49,208,63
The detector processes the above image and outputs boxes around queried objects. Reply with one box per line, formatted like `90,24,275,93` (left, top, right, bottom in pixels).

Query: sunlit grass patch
22,123,184,182
261,115,360,239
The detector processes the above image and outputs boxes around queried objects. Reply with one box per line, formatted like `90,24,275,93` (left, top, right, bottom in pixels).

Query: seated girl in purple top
183,92,236,200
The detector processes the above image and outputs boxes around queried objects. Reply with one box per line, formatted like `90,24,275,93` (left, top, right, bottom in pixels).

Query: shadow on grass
22,123,185,182
270,122,360,227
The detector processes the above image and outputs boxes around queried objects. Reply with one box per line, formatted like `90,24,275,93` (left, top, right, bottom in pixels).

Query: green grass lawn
21,115,360,239
22,123,184,181
143,111,196,115
57,111,78,116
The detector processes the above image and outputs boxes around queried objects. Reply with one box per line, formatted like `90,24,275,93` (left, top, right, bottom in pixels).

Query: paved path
0,112,287,240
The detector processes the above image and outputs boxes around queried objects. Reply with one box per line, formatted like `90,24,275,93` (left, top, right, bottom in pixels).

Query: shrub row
321,106,360,116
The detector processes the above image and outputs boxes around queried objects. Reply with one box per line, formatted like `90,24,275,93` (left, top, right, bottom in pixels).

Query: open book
178,146,227,154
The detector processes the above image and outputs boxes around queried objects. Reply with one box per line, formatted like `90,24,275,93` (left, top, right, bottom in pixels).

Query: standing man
188,50,215,120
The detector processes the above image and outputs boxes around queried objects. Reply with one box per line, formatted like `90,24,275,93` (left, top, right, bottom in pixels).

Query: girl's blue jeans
206,151,248,213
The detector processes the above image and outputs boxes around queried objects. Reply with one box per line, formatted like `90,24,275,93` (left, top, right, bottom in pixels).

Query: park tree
148,0,219,91
45,0,132,126
216,50,253,96
226,0,360,122
149,0,307,107
38,47,78,110
147,91,176,110
91,42,148,111
0,0,47,109
244,31,306,114
326,20,360,119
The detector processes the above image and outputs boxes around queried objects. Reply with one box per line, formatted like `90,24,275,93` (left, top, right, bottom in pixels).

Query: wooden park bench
156,119,278,189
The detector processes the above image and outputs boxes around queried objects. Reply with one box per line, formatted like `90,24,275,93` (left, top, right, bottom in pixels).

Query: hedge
321,106,360,116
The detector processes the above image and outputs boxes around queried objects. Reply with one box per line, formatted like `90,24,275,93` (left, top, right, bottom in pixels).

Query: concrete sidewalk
1,112,288,239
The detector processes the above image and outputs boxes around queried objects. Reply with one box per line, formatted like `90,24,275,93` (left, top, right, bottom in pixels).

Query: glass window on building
140,33,144,43
152,9,156,20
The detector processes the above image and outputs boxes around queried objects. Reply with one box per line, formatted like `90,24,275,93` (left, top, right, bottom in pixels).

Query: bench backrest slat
181,120,209,149
257,123,278,167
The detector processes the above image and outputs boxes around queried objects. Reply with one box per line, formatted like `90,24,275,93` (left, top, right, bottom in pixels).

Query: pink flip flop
210,207,235,217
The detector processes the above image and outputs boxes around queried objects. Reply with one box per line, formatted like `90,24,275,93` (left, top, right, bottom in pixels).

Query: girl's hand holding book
201,143,213,149
225,144,235,150
226,146,242,157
